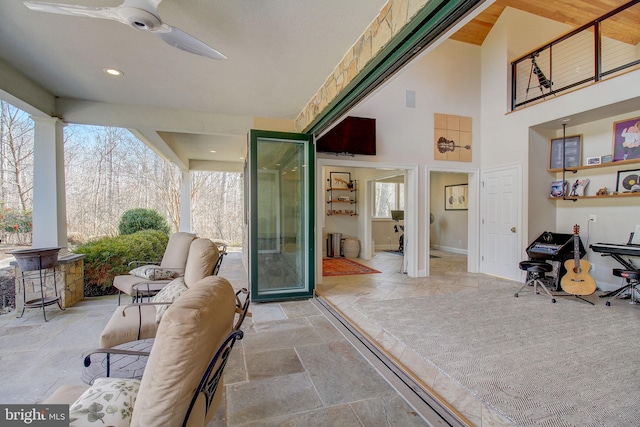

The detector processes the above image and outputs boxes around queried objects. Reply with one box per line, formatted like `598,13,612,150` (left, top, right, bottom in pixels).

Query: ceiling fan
23,0,227,60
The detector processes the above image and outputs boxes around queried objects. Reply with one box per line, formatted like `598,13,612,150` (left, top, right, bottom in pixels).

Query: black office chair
515,260,556,303
605,269,640,306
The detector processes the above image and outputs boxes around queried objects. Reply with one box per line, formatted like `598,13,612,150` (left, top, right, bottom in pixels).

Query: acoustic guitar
561,224,597,295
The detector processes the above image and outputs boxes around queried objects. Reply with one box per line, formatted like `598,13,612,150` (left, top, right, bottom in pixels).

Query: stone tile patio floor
0,252,429,426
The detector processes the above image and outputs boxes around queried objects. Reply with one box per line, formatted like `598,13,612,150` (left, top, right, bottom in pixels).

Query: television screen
316,116,376,155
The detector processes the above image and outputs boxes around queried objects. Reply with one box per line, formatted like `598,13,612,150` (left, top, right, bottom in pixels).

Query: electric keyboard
590,243,640,257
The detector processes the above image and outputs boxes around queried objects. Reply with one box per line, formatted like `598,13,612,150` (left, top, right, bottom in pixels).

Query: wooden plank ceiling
451,0,640,46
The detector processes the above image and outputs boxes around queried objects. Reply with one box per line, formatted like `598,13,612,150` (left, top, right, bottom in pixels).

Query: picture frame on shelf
328,172,352,189
600,154,612,164
444,184,468,210
550,180,567,198
568,178,589,197
612,115,640,161
586,156,601,166
615,169,640,193
549,135,582,170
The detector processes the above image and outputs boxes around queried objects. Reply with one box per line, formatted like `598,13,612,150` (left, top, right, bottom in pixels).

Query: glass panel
255,136,307,296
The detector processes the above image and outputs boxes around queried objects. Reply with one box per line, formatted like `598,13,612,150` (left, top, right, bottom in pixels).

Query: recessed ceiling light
209,150,217,153
103,68,123,77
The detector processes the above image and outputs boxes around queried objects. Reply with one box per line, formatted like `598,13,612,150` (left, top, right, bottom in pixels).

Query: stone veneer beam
294,0,429,132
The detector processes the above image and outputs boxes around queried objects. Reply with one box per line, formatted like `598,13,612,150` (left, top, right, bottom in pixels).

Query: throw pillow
128,265,177,280
152,277,188,323
69,378,140,427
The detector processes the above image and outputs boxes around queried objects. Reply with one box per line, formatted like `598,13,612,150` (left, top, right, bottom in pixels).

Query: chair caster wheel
606,301,611,306
551,298,556,303
514,293,518,298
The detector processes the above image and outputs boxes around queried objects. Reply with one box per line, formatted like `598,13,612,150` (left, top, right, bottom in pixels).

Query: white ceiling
0,0,388,170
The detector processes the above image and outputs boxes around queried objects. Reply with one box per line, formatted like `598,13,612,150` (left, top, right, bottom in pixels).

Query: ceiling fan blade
157,26,227,60
23,1,119,21
24,0,226,60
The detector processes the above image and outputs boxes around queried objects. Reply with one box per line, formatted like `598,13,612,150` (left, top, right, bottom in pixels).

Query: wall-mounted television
316,116,376,156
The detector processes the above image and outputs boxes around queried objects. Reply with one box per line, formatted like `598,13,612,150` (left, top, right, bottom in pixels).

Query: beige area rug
353,288,640,426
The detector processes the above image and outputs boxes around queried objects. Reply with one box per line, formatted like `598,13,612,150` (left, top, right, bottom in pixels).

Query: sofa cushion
183,238,219,286
69,378,140,427
99,305,159,348
152,277,188,323
130,276,236,427
113,274,152,296
128,265,177,280
160,232,196,269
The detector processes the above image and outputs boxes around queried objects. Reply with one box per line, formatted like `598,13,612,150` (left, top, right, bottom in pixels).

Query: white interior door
481,165,521,280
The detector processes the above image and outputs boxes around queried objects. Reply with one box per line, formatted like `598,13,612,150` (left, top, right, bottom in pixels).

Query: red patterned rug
322,258,381,276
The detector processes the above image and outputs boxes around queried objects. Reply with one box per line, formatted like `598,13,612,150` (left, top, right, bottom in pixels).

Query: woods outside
0,100,244,247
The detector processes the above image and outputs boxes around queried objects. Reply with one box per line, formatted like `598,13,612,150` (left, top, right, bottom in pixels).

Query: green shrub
74,230,169,291
118,208,170,235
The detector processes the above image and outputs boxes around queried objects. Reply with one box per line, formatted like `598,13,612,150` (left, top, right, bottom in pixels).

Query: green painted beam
305,0,483,135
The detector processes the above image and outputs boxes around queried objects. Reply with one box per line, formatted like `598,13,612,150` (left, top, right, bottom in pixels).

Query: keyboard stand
596,253,638,298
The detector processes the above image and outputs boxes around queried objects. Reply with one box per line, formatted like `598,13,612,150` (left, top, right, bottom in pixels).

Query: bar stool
515,260,556,303
605,269,640,306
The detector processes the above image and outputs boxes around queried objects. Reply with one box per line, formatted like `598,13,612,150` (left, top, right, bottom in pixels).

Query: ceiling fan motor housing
120,7,161,31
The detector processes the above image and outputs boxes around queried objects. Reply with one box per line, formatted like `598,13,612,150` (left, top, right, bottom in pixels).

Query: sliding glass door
248,130,314,302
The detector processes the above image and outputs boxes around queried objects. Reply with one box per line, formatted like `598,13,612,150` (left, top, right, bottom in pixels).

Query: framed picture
444,184,468,210
328,172,352,189
550,180,566,198
616,169,640,193
586,156,601,165
549,135,582,170
612,116,640,161
601,154,612,163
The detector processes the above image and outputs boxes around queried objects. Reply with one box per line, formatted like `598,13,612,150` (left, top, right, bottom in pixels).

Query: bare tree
0,101,34,211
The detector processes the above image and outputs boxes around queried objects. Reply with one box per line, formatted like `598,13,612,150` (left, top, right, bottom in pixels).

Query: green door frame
304,0,484,136
248,130,315,302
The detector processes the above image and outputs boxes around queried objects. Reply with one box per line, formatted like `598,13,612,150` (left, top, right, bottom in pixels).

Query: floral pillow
128,265,177,280
152,277,188,323
69,378,140,427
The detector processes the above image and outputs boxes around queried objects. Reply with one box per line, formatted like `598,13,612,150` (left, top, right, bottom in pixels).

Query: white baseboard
431,245,468,255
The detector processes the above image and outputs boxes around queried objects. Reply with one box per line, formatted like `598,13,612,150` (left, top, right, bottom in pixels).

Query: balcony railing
511,0,640,111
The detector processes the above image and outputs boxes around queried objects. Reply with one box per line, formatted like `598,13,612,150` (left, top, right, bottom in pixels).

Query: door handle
511,227,517,233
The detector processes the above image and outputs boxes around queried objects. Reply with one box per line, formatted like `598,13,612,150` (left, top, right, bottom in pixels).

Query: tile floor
2,249,636,426
0,252,430,426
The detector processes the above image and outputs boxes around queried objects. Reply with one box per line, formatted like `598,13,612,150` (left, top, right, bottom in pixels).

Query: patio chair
113,231,196,304
99,238,219,349
81,286,251,384
43,276,240,427
131,241,227,303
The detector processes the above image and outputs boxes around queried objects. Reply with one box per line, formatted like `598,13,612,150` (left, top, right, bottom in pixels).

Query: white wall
481,7,640,288
328,38,481,275
317,6,640,286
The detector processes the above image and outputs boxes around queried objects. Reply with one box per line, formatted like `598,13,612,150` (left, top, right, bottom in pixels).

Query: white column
179,169,192,232
31,116,67,249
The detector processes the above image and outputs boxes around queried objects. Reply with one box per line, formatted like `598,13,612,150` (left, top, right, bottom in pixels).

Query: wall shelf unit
548,157,640,173
549,157,640,200
326,172,357,216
